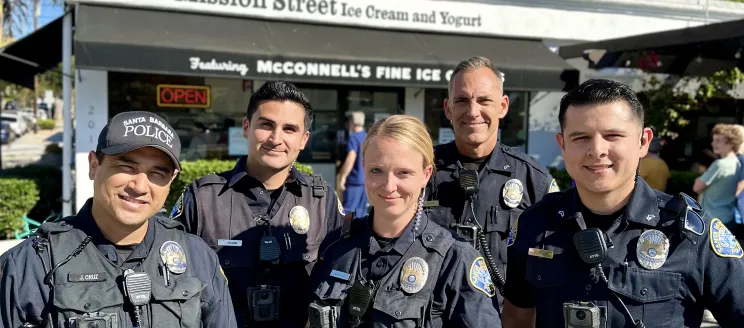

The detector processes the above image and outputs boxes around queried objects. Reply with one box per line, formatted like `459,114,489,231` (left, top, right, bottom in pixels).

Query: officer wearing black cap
425,56,558,306
308,115,501,328
502,79,744,328
171,81,344,328
0,111,236,328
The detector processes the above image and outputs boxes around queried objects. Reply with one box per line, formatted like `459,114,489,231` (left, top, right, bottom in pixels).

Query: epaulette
155,215,184,230
501,145,550,176
194,173,227,188
36,220,74,236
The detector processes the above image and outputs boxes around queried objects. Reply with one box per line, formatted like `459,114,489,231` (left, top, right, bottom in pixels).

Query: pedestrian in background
337,111,368,218
694,123,743,229
639,137,670,191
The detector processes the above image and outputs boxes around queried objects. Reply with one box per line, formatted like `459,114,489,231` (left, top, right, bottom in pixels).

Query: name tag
218,239,243,247
528,248,554,259
423,200,439,208
68,272,107,282
330,270,350,281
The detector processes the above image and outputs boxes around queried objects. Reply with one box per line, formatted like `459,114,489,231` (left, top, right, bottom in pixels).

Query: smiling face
444,67,509,147
363,137,433,221
557,101,651,196
243,100,310,172
88,147,177,227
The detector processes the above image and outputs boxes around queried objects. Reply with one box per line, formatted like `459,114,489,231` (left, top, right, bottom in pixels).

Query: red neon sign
157,84,211,108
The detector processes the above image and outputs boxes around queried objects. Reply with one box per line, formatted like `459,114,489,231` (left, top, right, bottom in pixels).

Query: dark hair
246,81,313,131
558,79,644,131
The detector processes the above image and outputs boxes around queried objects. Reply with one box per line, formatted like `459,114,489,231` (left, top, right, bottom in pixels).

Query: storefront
2,0,580,213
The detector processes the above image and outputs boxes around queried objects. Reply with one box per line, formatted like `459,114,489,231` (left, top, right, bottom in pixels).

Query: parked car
17,111,39,132
1,122,14,144
1,112,28,137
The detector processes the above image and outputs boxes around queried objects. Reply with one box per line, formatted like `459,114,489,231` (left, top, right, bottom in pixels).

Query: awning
0,14,69,89
558,18,744,76
75,5,578,91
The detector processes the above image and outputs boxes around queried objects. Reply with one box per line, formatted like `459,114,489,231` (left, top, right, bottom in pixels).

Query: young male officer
425,56,558,305
502,79,744,328
0,111,236,328
172,81,344,328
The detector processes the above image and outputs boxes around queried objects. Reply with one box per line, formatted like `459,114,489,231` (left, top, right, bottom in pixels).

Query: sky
14,0,64,39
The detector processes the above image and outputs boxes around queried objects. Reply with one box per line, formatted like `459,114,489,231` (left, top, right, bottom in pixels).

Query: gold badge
289,206,310,235
159,241,188,274
400,257,429,294
636,229,670,270
502,179,524,208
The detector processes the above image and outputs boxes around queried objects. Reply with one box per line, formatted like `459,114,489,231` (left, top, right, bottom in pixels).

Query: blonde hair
362,115,434,170
712,123,744,153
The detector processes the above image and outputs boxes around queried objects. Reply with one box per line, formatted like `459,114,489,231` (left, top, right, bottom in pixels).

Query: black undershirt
114,244,139,266
458,152,491,171
372,231,398,250
579,201,626,233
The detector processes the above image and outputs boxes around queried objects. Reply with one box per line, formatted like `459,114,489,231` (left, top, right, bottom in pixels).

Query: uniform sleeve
503,212,536,308
535,169,557,201
439,243,502,328
0,241,51,328
186,235,237,328
699,221,744,327
325,188,345,233
172,185,198,234
700,160,722,186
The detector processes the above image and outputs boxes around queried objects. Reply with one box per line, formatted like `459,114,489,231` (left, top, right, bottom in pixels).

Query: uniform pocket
372,291,429,327
151,276,206,328
607,267,682,327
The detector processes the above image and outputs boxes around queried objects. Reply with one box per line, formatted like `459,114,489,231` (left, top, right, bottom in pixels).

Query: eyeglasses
681,193,705,236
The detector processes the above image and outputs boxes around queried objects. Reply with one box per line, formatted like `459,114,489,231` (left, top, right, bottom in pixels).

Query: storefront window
108,72,253,161
424,88,529,151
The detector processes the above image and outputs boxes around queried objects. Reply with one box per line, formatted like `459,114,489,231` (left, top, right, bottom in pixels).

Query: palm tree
1,0,33,42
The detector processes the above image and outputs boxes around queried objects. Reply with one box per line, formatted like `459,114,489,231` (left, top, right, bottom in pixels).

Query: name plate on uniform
218,239,243,247
330,270,351,281
423,200,439,208
68,272,107,282
528,248,554,259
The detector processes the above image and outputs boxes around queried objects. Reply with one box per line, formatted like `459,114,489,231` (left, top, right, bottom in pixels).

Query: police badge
469,257,496,297
502,179,524,208
636,229,670,270
289,205,311,235
160,241,188,274
400,257,429,294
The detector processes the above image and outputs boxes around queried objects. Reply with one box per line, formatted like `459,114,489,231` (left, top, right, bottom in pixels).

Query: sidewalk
1,126,63,169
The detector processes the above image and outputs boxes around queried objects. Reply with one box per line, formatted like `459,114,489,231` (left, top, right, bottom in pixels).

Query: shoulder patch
219,265,228,284
710,218,743,258
170,193,184,219
506,216,519,247
337,195,345,215
548,179,560,193
469,257,496,297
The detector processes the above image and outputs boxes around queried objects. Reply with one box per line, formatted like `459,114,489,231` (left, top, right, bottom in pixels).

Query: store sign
157,84,211,108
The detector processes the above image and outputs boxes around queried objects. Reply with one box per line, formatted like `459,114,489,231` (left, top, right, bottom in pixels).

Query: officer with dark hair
172,81,345,328
502,79,744,328
425,56,558,307
0,111,236,328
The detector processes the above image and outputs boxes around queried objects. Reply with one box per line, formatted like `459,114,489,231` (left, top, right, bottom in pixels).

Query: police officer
425,56,558,304
308,115,501,328
0,111,236,328
171,81,344,328
502,79,744,328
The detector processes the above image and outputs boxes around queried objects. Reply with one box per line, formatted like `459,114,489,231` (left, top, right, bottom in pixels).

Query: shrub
0,178,39,237
38,119,56,130
0,165,62,238
164,160,314,211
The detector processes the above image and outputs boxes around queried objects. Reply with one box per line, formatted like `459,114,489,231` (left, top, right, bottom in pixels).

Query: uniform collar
73,198,157,264
227,156,308,188
435,141,513,176
557,178,661,227
364,208,426,256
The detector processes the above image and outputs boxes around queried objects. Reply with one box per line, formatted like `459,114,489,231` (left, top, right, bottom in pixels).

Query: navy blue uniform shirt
174,156,344,328
425,142,558,304
0,199,235,328
308,211,502,328
505,178,744,328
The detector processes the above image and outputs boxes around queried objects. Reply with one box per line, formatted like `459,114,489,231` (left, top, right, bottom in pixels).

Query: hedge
0,165,62,238
547,167,698,196
38,119,56,130
164,160,314,211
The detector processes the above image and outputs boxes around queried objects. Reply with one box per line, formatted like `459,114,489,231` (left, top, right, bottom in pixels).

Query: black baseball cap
96,111,182,170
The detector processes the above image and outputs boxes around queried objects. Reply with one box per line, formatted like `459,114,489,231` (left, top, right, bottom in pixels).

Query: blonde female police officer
307,115,501,328
0,111,236,328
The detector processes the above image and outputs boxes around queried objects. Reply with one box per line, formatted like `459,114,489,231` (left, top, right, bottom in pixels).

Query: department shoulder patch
219,265,228,284
170,193,184,219
710,218,743,258
548,179,560,193
506,216,518,247
469,257,496,297
337,195,345,215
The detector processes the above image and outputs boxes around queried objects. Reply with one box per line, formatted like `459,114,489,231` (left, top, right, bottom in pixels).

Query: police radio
123,269,152,328
570,213,646,328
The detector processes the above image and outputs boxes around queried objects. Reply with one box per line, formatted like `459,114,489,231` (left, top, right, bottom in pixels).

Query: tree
1,0,32,40
638,67,744,139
